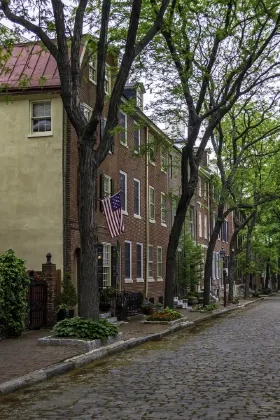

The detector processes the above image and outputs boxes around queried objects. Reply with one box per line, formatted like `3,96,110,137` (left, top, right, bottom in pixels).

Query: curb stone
0,297,264,397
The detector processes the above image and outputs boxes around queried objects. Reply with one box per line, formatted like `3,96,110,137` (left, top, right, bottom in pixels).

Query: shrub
193,303,218,312
51,317,119,340
0,249,29,337
56,272,78,313
146,308,183,322
231,296,239,304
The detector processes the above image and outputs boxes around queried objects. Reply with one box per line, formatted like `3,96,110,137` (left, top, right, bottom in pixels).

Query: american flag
101,192,124,238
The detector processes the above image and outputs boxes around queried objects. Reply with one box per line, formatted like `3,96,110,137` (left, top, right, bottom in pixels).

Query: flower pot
188,297,198,306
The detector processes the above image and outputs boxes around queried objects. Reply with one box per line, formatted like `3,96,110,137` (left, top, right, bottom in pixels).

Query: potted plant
155,302,163,311
141,300,155,315
56,273,78,321
99,287,116,312
187,294,198,306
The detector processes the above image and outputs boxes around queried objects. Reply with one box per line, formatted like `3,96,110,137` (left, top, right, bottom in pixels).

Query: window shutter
99,174,104,212
111,246,117,288
97,244,103,288
111,178,114,195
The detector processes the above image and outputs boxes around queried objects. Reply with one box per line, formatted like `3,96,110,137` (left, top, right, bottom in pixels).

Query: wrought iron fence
99,287,143,321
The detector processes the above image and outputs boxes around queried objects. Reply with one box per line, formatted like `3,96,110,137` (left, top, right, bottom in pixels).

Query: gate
27,280,48,329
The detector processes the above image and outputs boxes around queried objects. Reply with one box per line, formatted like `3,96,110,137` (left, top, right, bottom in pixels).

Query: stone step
106,317,118,324
99,312,111,319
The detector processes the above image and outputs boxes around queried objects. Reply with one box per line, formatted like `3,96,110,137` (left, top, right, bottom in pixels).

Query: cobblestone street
1,299,280,419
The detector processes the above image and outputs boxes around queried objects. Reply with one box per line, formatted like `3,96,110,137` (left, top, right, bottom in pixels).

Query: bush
146,308,183,322
51,317,119,340
193,303,218,312
231,297,239,304
56,272,78,313
0,249,29,337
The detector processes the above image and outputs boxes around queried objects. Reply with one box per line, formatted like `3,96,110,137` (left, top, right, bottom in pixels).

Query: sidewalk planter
38,333,123,352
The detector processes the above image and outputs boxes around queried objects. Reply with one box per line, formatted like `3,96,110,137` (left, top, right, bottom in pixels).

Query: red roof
0,43,60,90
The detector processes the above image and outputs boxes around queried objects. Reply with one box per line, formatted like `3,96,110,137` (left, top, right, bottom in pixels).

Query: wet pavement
0,298,279,419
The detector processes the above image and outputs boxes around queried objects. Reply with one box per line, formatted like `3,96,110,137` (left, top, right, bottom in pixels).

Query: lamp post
220,247,227,307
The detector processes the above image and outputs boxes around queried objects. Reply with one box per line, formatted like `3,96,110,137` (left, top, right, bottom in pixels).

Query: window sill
122,210,128,216
149,219,156,224
161,168,167,174
157,277,163,282
89,78,97,85
136,278,144,283
134,214,142,219
161,223,167,228
28,132,53,138
148,278,155,282
124,278,133,284
149,160,156,166
120,141,128,148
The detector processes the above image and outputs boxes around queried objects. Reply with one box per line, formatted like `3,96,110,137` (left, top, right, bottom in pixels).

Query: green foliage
177,232,204,296
147,308,182,322
142,300,155,309
193,304,218,312
56,273,78,312
0,249,29,337
51,317,119,340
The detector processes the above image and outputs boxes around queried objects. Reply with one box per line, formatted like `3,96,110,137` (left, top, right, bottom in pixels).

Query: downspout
145,127,149,298
62,108,68,276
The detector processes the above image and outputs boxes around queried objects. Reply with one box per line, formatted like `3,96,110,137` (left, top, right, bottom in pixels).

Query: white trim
101,242,111,288
157,246,163,280
120,171,128,213
204,214,208,240
161,192,167,226
149,186,155,221
30,100,52,136
133,120,141,154
148,245,153,279
198,212,202,237
120,112,128,146
124,240,132,281
136,242,143,281
133,178,141,217
89,57,97,84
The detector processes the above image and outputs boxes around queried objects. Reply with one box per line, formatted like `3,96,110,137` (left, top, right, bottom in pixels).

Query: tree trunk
244,227,252,299
77,136,99,319
265,259,270,289
203,205,224,306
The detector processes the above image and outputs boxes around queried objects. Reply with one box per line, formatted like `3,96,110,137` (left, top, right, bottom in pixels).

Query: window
133,122,140,153
148,246,153,278
134,179,140,217
149,186,155,221
136,243,143,280
198,212,202,237
204,181,208,200
125,241,132,280
105,64,111,94
149,133,155,164
161,193,167,226
188,207,195,237
103,175,112,198
80,103,92,122
168,154,173,178
120,171,127,213
31,101,51,134
204,215,208,239
102,244,111,287
157,247,162,279
89,58,97,83
198,177,202,197
120,112,127,146
161,148,167,172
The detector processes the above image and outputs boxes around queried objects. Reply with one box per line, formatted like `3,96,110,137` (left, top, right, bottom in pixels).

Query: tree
1,0,170,318
138,0,280,307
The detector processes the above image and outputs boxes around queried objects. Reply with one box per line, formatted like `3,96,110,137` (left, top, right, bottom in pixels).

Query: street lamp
219,247,227,307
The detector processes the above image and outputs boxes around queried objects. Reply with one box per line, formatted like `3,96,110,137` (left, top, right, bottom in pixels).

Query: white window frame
149,186,155,222
136,243,144,282
133,121,141,154
120,112,128,146
148,245,154,280
198,212,202,237
102,243,111,288
29,100,52,137
204,215,208,240
161,148,167,172
149,133,156,165
120,171,128,214
133,178,141,218
161,193,167,226
103,174,112,198
157,247,163,280
89,57,97,84
124,241,132,283
81,103,92,122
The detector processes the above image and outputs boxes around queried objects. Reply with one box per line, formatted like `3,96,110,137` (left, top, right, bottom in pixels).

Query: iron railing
99,287,143,321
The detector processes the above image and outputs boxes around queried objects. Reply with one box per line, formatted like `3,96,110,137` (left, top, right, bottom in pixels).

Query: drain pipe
145,127,149,299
